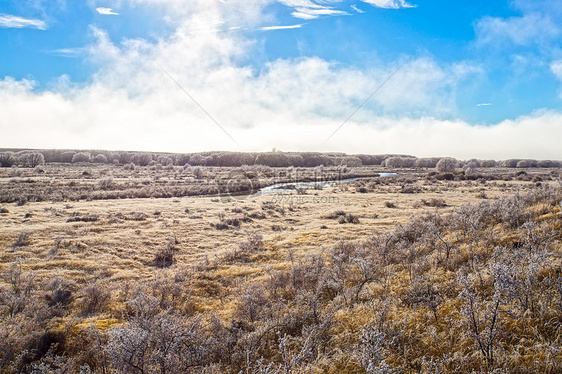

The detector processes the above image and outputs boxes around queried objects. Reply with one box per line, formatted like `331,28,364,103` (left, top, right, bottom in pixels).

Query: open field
0,160,561,373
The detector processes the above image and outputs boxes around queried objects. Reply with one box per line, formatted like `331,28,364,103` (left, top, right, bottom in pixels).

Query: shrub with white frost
436,157,457,173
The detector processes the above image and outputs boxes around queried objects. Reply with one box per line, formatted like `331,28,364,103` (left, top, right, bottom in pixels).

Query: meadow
0,150,561,373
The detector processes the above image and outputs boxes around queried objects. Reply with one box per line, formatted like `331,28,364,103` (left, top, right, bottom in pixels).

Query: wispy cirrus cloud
96,7,119,15
277,0,350,20
48,47,88,58
0,14,47,30
361,0,416,9
278,0,415,20
260,24,303,31
351,5,365,13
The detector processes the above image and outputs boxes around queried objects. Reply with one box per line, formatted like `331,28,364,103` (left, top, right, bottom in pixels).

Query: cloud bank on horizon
1,0,562,159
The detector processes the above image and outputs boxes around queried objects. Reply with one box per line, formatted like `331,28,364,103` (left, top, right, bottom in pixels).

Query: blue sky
1,0,562,158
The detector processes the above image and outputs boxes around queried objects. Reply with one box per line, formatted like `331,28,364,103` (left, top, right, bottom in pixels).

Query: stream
253,173,397,196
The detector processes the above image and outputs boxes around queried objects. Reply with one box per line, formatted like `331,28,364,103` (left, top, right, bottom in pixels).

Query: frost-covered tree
436,157,457,173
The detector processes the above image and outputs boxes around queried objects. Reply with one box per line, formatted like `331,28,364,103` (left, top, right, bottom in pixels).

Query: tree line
0,149,560,169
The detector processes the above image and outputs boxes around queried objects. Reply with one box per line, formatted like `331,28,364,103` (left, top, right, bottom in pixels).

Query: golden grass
0,177,549,298
1,165,560,373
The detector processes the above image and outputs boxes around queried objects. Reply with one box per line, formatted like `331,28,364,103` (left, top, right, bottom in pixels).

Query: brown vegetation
0,152,561,373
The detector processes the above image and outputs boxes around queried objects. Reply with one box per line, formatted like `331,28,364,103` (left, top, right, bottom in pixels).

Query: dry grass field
0,161,561,373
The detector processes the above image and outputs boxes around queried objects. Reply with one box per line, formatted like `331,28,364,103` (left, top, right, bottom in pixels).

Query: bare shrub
13,232,31,248
354,324,394,373
44,277,75,309
239,231,264,253
274,328,326,374
241,164,272,174
188,154,205,166
415,157,440,168
147,277,193,312
436,172,454,181
97,176,114,190
123,162,135,171
436,157,457,173
28,347,75,373
458,279,497,369
131,153,152,166
16,196,28,206
72,152,91,163
60,151,75,163
516,159,537,168
261,201,285,216
234,284,271,323
402,280,443,322
384,156,416,168
341,156,362,167
9,165,21,177
154,243,176,268
33,165,45,174
80,284,110,316
499,159,520,168
0,152,16,167
537,160,556,168
66,214,99,223
248,211,266,219
20,152,45,168
212,212,241,230
338,213,360,224
463,158,481,168
157,155,173,166
415,198,447,208
93,154,108,163
356,186,369,193
107,297,209,374
0,260,35,317
384,201,396,208
323,210,345,219
192,166,204,179
480,159,497,168
489,195,530,228
400,184,422,194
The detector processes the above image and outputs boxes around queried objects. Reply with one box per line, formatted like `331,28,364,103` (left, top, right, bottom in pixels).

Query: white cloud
0,43,546,159
0,0,559,160
1,71,560,159
512,0,562,16
319,111,562,159
476,103,492,106
551,60,562,98
351,5,365,13
361,0,416,9
48,47,88,58
551,60,562,79
0,14,47,29
277,0,350,19
96,7,119,15
475,13,560,46
290,8,348,19
277,0,337,9
260,24,303,31
277,0,415,19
